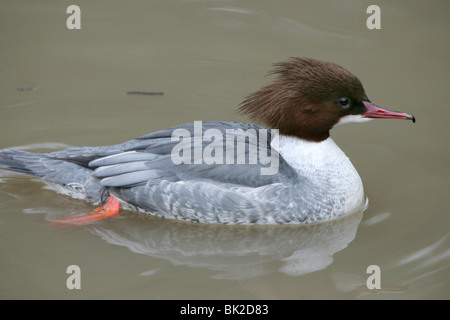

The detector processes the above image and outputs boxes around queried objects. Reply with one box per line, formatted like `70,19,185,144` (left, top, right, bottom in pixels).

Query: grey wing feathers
0,122,302,223
86,122,294,188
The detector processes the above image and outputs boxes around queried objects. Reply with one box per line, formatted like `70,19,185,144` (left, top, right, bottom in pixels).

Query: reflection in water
87,210,363,280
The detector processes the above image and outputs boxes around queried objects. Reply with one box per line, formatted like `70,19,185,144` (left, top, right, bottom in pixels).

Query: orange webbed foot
52,195,121,225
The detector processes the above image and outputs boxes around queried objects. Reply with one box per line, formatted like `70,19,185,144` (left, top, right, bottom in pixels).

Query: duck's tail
0,149,106,203
0,149,49,175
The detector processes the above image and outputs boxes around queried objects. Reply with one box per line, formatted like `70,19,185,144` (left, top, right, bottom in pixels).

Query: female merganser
0,58,415,225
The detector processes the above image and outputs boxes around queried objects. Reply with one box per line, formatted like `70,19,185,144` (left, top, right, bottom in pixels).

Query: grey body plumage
0,122,351,224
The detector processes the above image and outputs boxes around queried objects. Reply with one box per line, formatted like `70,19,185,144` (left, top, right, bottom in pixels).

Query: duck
0,58,415,225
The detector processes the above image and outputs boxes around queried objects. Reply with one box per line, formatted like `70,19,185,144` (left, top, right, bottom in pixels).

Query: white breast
276,135,365,214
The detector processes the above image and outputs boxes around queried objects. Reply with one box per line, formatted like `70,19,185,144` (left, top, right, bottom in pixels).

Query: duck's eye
339,97,350,108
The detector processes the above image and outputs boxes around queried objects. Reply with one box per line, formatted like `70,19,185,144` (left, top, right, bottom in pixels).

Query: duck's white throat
276,135,365,214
